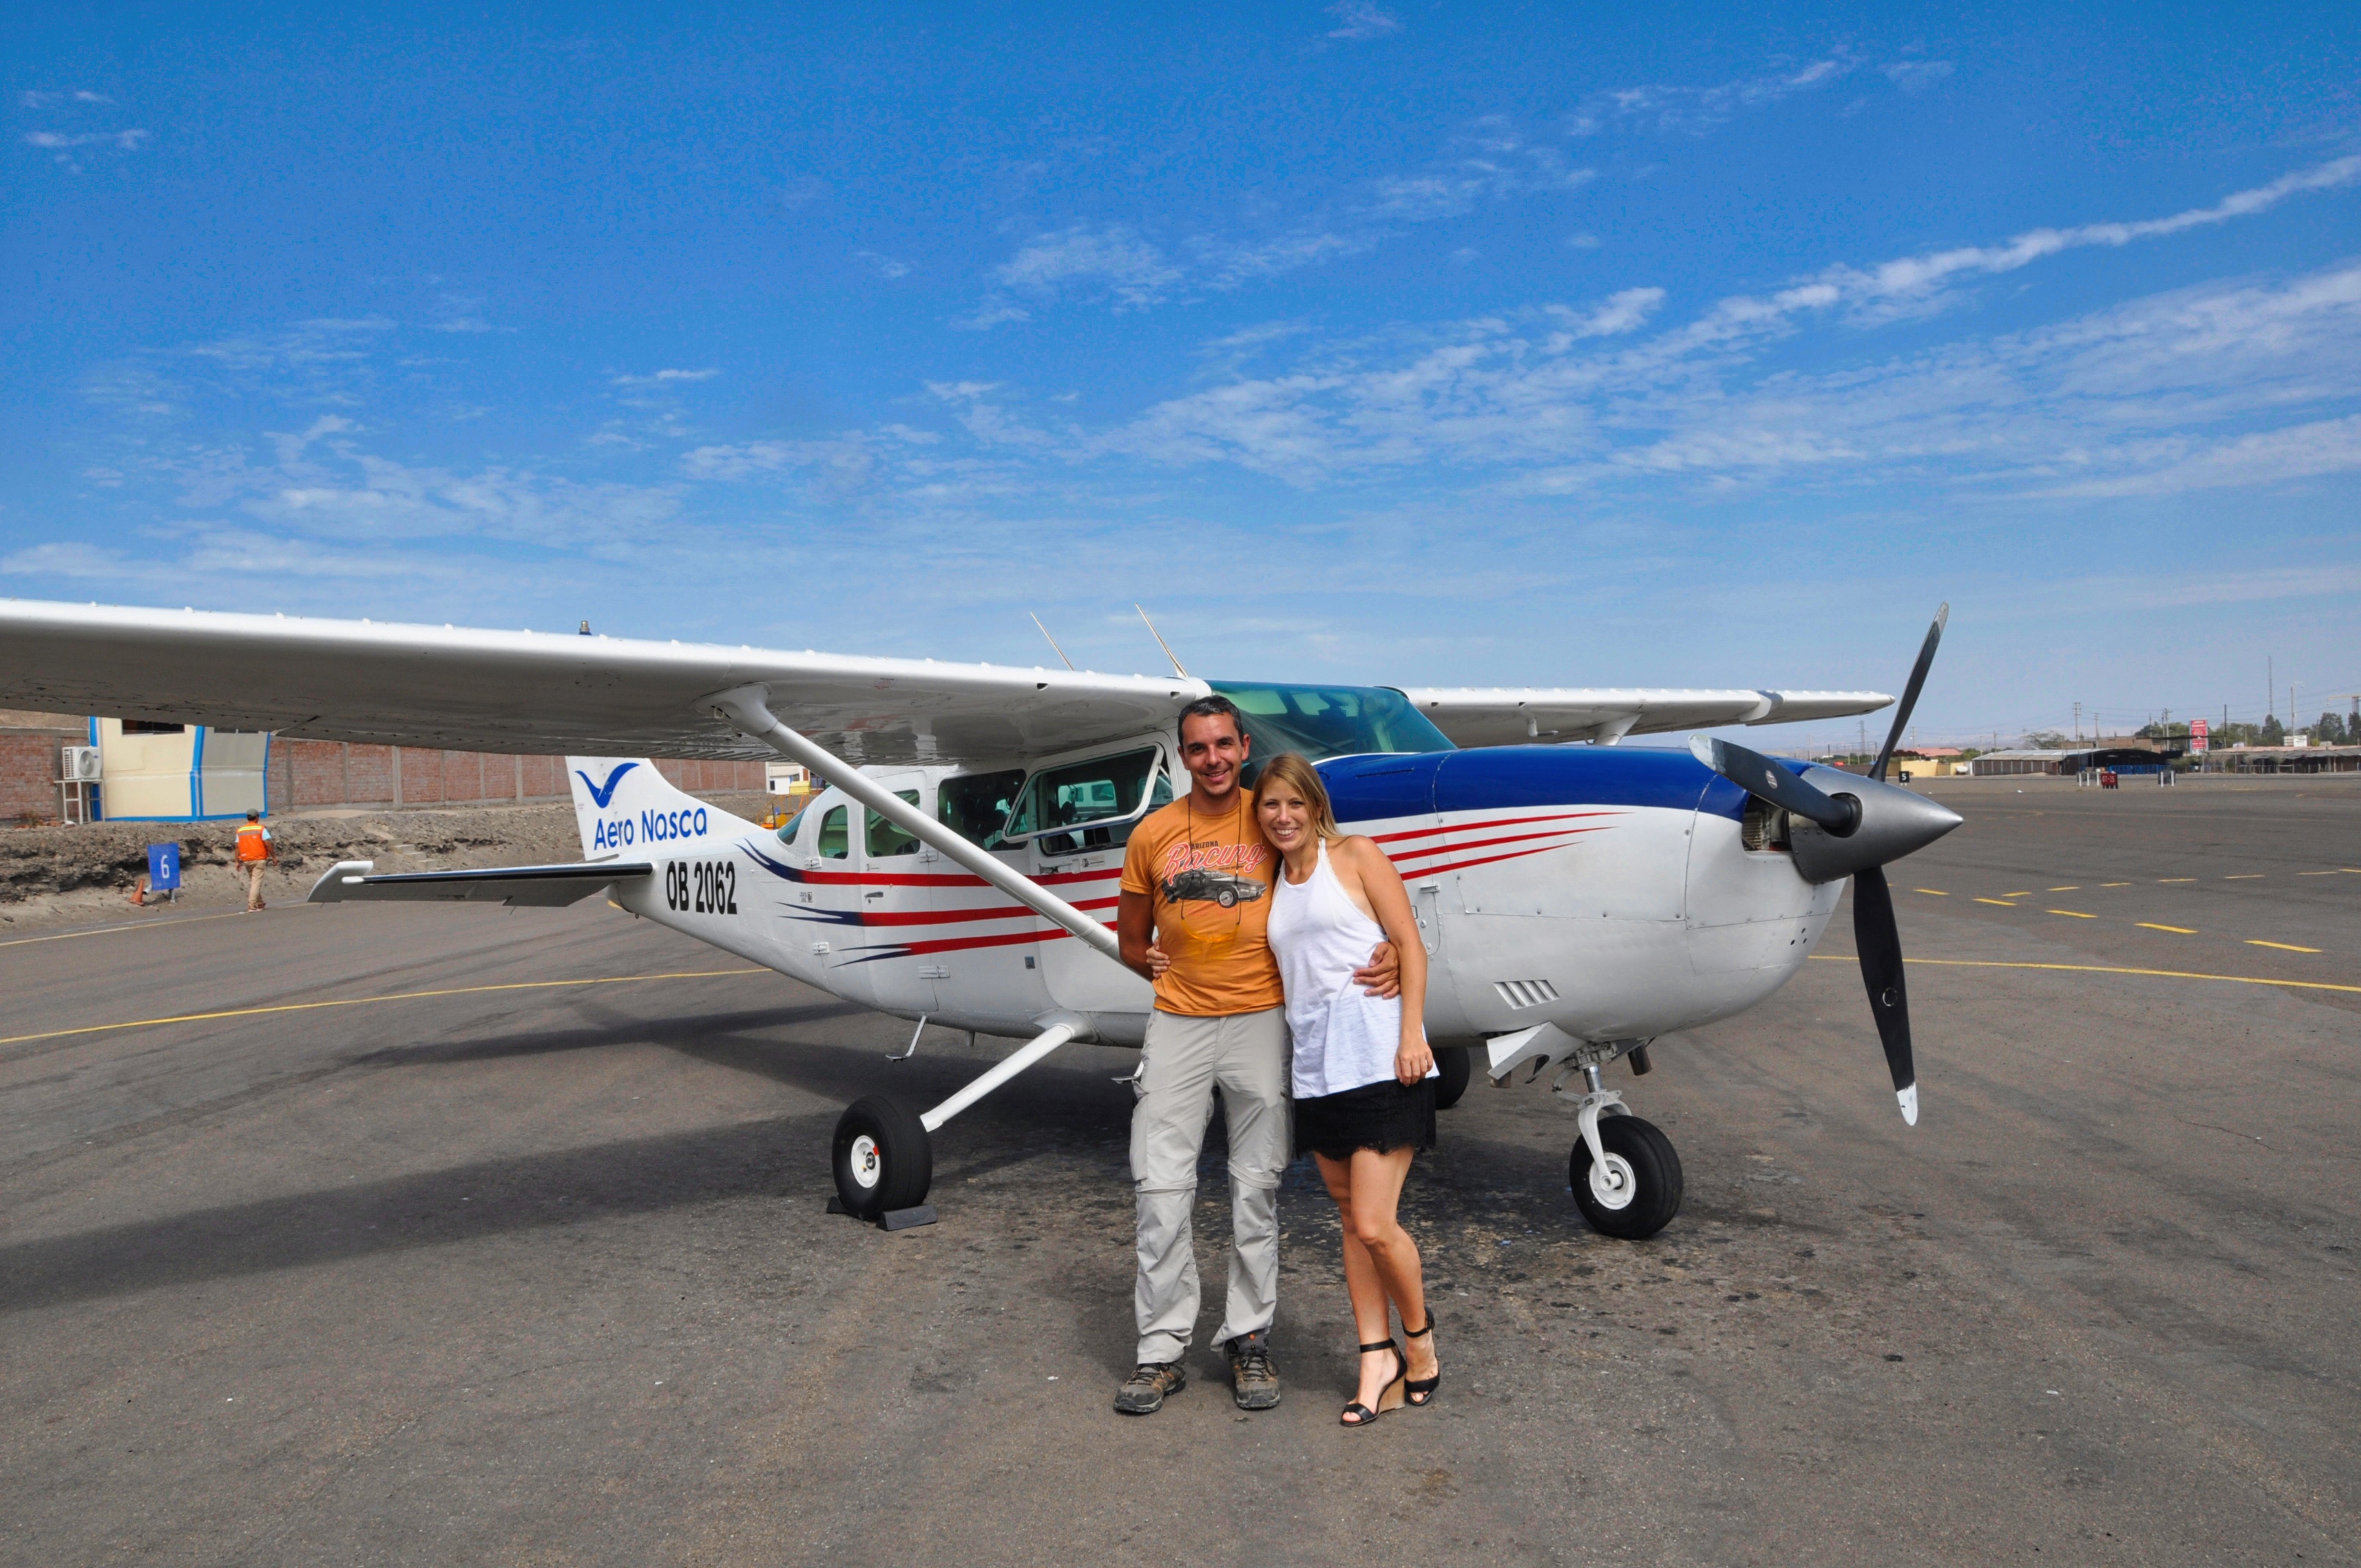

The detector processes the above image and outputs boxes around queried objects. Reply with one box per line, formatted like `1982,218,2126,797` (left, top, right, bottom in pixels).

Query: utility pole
2268,656,2274,723
2073,701,2081,743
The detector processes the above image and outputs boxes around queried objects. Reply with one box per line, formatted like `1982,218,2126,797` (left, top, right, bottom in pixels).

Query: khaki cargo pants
1131,1006,1291,1365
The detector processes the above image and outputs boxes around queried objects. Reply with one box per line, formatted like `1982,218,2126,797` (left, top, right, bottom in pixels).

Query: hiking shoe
1114,1361,1186,1415
1226,1332,1282,1411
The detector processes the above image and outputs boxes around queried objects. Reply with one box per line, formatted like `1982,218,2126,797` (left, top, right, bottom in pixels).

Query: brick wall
1,731,73,822
256,740,759,813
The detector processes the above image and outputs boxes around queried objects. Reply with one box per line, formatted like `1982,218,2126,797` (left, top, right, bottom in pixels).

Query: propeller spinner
1690,604,1956,1125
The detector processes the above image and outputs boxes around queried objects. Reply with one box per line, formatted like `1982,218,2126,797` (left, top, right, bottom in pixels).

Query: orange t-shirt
1120,794,1284,1017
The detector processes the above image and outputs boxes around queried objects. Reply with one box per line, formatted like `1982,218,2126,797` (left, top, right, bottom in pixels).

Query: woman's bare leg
1319,1147,1427,1411
1345,1147,1432,1389
1316,1153,1394,1414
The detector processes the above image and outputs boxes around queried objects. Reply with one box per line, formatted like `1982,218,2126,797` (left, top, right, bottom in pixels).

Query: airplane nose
1788,774,1962,885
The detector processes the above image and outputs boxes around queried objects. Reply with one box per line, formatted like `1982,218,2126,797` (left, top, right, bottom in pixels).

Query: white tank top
1266,838,1435,1099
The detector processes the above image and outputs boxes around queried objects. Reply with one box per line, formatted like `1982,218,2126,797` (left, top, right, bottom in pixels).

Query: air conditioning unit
61,746,102,782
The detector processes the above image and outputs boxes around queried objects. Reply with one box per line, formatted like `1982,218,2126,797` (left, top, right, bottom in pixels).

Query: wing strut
706,684,1125,965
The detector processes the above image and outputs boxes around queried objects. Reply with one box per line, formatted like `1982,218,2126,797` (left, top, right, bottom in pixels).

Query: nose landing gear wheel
833,1094,933,1220
1569,1114,1683,1240
1432,1045,1472,1111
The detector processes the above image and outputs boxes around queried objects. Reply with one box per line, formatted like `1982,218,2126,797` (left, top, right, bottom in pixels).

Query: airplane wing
306,859,653,907
1400,688,1892,747
0,599,1203,766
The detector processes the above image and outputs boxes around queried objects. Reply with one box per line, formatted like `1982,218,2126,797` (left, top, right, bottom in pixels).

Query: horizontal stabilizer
306,858,652,908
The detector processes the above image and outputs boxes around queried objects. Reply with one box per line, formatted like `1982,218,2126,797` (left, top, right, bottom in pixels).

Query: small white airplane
0,598,1957,1238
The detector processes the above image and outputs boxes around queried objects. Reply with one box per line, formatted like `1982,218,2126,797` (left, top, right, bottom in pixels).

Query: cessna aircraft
0,598,1959,1238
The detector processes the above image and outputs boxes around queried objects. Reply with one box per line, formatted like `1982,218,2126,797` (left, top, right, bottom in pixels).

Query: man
1111,696,1396,1415
234,809,273,911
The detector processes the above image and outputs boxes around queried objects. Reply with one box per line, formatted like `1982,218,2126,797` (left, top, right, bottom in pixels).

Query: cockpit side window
816,805,851,860
938,768,1026,849
866,790,924,857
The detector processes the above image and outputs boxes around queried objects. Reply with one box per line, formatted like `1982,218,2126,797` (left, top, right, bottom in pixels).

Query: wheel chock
824,1195,938,1230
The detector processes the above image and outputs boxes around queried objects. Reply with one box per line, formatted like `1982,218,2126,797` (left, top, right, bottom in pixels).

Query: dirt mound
0,792,772,932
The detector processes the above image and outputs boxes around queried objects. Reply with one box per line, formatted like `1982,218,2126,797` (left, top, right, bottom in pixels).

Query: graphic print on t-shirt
1159,835,1269,910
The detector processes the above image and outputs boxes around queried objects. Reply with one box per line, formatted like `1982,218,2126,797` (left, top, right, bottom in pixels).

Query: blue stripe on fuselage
1319,745,1812,824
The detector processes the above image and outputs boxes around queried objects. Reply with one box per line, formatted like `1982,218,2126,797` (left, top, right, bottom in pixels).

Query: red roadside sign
2190,717,2210,752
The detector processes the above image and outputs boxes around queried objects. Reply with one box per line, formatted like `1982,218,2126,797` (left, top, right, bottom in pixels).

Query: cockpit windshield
1208,681,1454,764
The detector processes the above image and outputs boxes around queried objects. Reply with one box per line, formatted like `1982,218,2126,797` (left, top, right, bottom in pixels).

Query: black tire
1432,1045,1472,1110
1215,887,1238,908
833,1094,932,1220
1569,1114,1683,1240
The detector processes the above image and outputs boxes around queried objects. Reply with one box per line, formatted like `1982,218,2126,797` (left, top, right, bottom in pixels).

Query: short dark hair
1178,694,1246,742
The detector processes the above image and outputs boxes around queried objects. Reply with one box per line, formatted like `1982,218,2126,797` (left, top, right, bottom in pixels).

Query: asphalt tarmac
3,775,2356,1566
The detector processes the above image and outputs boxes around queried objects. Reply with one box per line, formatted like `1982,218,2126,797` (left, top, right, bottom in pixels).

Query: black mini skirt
1293,1076,1436,1161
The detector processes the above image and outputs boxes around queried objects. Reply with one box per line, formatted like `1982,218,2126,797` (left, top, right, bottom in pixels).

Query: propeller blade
1870,603,1948,783
1689,735,1858,834
1852,865,1918,1125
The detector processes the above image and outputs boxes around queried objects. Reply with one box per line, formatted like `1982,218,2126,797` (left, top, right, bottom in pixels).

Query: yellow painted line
1915,888,1948,896
2299,871,2340,876
0,910,254,951
2247,940,2322,954
2137,923,2197,934
1807,954,2361,995
2224,874,2265,881
0,968,766,1050
2048,910,2096,919
2100,882,2132,888
1973,898,2019,908
2048,885,2080,892
2002,890,2033,898
2161,878,2197,884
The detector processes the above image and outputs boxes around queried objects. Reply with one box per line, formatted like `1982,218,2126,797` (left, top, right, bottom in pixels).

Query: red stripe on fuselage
845,895,1120,928
1368,810,1622,846
786,865,1122,889
1387,824,1611,863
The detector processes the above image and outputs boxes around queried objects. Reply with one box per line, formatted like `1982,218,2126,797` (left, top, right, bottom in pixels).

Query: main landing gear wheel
833,1094,933,1220
1432,1045,1472,1111
1569,1114,1683,1240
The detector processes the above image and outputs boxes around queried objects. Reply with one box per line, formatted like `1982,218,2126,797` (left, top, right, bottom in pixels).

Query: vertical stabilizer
566,758,756,861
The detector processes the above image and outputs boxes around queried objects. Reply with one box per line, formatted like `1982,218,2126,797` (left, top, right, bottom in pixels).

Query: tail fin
566,758,756,860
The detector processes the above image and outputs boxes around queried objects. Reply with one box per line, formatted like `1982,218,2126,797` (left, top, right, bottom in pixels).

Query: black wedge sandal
1339,1339,1407,1428
1403,1315,1441,1407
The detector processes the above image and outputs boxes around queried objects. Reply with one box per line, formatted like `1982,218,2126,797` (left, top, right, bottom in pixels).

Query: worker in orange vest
235,809,274,911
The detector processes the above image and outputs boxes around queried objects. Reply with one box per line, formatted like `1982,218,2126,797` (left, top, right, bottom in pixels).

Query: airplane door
857,775,938,1017
926,766,1053,1028
799,795,875,1009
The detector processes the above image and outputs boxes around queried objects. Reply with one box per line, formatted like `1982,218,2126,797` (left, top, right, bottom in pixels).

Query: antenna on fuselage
1135,603,1189,679
1029,611,1076,670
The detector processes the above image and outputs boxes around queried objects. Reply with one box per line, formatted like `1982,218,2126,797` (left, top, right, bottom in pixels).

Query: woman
1255,751,1441,1426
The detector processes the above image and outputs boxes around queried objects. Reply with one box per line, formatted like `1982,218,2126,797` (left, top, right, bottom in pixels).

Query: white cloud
1809,155,2361,318
994,225,1185,310
952,299,1031,331
1325,1,1401,41
610,368,721,387
1882,59,1954,91
24,128,148,150
1574,54,1863,137
856,250,913,278
1558,287,1666,337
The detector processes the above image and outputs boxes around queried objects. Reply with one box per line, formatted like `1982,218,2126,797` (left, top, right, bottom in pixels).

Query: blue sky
7,4,2359,744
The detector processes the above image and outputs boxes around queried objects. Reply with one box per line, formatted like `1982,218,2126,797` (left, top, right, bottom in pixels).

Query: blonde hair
1252,752,1341,840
